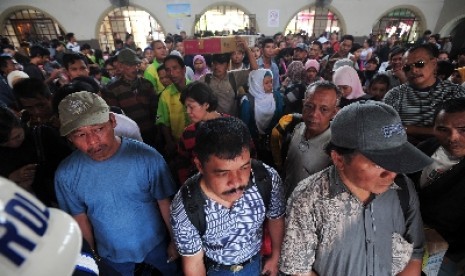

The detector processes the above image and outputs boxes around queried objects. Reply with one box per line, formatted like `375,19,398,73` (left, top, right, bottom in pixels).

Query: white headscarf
248,69,276,134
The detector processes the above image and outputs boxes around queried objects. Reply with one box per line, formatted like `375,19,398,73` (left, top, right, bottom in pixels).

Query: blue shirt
171,164,285,265
55,138,177,263
257,57,280,92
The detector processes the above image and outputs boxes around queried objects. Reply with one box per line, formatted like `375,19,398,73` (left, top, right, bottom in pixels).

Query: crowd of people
1,28,465,276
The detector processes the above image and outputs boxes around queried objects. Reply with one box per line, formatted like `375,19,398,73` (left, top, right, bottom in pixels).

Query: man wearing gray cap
54,91,180,275
103,48,159,148
280,101,432,276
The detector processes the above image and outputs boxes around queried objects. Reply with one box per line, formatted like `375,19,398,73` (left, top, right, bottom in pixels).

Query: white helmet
0,177,82,276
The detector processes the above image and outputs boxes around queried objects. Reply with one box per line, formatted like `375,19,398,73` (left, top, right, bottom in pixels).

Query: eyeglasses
402,60,427,72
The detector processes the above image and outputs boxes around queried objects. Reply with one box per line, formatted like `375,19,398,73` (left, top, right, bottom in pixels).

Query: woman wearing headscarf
280,61,307,113
192,54,210,81
240,68,283,166
333,65,372,107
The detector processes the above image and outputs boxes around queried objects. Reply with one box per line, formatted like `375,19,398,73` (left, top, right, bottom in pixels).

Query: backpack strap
395,174,410,221
182,160,273,236
205,73,212,85
181,175,207,236
251,159,272,209
228,72,237,98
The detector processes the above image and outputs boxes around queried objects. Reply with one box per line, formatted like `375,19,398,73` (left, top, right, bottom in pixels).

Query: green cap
58,91,110,136
117,48,141,65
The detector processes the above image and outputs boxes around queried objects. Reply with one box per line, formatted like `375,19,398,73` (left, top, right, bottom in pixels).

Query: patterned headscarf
286,61,305,83
193,55,210,81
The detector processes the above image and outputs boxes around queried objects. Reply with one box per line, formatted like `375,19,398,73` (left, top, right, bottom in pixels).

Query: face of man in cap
331,151,398,200
68,113,119,161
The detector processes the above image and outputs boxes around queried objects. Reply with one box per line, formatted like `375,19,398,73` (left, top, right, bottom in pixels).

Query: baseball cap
117,48,141,65
317,37,329,44
304,59,320,71
330,101,432,173
295,43,308,51
58,91,110,136
0,177,82,276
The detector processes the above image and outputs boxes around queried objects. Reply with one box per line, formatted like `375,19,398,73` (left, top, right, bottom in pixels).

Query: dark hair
89,66,101,77
164,54,185,67
389,46,406,60
65,33,74,41
194,117,251,164
369,73,390,87
407,43,438,58
180,81,218,112
261,38,275,49
114,39,123,46
350,43,362,54
341,35,354,43
0,55,13,71
311,41,323,50
156,64,166,73
211,53,230,64
143,47,153,53
365,38,374,47
0,106,21,144
81,43,91,51
433,98,465,124
436,60,455,80
13,78,52,106
62,53,87,70
29,45,50,58
52,79,99,114
324,142,357,162
150,40,164,49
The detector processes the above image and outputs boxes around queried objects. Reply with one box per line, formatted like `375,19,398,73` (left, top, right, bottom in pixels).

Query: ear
330,150,344,171
193,157,204,174
109,113,117,128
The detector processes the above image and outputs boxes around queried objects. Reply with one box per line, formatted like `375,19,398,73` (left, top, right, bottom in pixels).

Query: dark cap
117,48,141,65
330,101,432,173
294,43,308,51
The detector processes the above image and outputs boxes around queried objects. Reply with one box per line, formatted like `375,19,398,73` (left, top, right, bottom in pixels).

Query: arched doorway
99,6,165,52
194,5,256,36
372,8,423,45
1,8,65,47
285,6,342,37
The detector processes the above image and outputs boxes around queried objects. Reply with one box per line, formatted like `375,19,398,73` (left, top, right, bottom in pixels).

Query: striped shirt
383,80,465,126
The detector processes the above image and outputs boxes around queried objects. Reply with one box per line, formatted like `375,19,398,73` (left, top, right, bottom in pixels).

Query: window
195,5,256,36
372,8,422,44
99,6,165,51
2,9,65,47
285,6,341,37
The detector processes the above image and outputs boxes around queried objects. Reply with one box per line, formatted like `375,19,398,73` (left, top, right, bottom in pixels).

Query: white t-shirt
420,146,461,188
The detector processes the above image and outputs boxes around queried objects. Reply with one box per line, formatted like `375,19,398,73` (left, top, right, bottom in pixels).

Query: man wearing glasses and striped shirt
383,43,465,144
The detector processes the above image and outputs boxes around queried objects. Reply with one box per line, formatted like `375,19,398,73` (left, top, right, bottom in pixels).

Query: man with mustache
411,98,465,275
54,91,180,275
171,117,285,276
383,44,465,144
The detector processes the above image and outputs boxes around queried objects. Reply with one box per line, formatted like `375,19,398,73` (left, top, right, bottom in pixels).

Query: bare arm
182,250,206,276
158,198,180,261
262,216,285,275
396,259,422,276
236,36,258,70
74,213,95,250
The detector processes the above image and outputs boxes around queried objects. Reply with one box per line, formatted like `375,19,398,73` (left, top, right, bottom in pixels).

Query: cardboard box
422,228,449,276
183,35,260,55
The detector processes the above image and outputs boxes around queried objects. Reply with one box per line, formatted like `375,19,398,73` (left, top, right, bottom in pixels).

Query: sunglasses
402,60,427,72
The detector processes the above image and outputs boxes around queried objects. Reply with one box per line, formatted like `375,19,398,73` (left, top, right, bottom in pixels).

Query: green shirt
156,81,190,141
144,59,164,94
